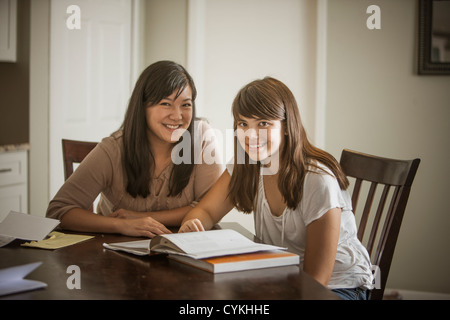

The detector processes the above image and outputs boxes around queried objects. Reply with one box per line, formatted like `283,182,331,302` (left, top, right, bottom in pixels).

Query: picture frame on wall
418,0,450,75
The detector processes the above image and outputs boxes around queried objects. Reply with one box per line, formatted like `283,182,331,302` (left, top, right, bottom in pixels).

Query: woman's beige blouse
46,121,223,220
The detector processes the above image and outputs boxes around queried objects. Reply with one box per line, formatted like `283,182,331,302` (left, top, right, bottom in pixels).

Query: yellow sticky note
21,231,94,249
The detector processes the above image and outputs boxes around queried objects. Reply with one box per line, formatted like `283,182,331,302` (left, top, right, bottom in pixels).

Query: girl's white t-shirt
226,162,374,290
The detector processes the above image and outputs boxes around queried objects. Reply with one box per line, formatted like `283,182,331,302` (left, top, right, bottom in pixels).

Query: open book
103,229,285,259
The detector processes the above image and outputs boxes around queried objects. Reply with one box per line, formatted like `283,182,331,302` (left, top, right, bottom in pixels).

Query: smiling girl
179,77,374,300
46,61,222,238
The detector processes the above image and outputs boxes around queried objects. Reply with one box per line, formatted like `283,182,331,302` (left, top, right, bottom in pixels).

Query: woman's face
146,86,193,146
236,115,285,164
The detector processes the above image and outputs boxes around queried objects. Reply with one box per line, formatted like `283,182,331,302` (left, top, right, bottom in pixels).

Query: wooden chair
62,139,98,212
62,139,98,180
339,149,420,300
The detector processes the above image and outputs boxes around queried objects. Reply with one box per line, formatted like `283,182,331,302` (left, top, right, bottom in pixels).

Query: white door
49,0,133,198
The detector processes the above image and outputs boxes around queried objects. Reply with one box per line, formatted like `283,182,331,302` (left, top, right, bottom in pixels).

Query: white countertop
0,143,30,153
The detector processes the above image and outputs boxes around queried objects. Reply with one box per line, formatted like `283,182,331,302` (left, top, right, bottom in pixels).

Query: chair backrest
62,139,98,180
339,149,420,300
62,139,98,212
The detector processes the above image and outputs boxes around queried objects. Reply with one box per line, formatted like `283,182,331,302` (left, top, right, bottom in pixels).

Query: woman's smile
146,86,193,146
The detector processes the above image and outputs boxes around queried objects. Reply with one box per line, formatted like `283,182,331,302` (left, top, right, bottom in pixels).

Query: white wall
326,0,450,294
144,0,187,67
201,0,317,149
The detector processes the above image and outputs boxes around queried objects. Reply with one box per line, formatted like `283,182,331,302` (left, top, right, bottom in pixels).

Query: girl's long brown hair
229,77,348,213
120,61,197,198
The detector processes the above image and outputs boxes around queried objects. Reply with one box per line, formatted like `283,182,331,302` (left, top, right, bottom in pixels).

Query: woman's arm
110,205,193,227
303,208,341,287
60,208,171,238
179,170,235,232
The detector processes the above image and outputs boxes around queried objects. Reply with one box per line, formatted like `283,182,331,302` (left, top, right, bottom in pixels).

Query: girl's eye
259,121,270,127
160,102,171,107
182,103,192,108
237,122,247,127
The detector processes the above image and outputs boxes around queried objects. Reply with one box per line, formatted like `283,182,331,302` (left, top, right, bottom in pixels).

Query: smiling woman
121,61,199,199
46,61,222,238
146,86,193,146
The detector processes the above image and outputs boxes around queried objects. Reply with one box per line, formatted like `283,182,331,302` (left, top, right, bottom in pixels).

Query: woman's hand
110,208,142,219
115,215,172,238
178,218,205,233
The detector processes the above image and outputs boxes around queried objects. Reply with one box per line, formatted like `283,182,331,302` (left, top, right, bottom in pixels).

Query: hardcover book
169,250,299,273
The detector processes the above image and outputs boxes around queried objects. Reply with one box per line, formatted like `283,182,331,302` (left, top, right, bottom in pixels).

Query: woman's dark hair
229,77,348,213
120,60,197,198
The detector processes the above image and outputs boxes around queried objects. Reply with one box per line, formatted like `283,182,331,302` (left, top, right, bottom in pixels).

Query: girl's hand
178,219,205,233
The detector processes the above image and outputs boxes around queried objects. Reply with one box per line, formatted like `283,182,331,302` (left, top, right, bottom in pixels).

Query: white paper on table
0,262,47,296
0,235,15,247
0,211,60,247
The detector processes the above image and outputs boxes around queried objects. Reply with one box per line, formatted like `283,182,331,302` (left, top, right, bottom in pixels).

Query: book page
151,229,284,259
103,239,151,256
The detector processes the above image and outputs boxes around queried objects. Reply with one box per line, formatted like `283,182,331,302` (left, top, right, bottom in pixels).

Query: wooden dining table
0,222,339,304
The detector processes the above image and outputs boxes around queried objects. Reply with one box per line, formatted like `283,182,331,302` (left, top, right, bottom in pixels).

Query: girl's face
146,86,193,147
236,115,285,164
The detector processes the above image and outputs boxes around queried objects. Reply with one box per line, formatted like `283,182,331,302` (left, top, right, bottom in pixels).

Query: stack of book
104,229,299,273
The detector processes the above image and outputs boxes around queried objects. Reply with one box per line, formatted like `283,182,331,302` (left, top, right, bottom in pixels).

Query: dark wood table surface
0,222,339,300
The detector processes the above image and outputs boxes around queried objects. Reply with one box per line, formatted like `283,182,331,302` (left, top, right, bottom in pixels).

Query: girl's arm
179,170,235,232
303,208,341,287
